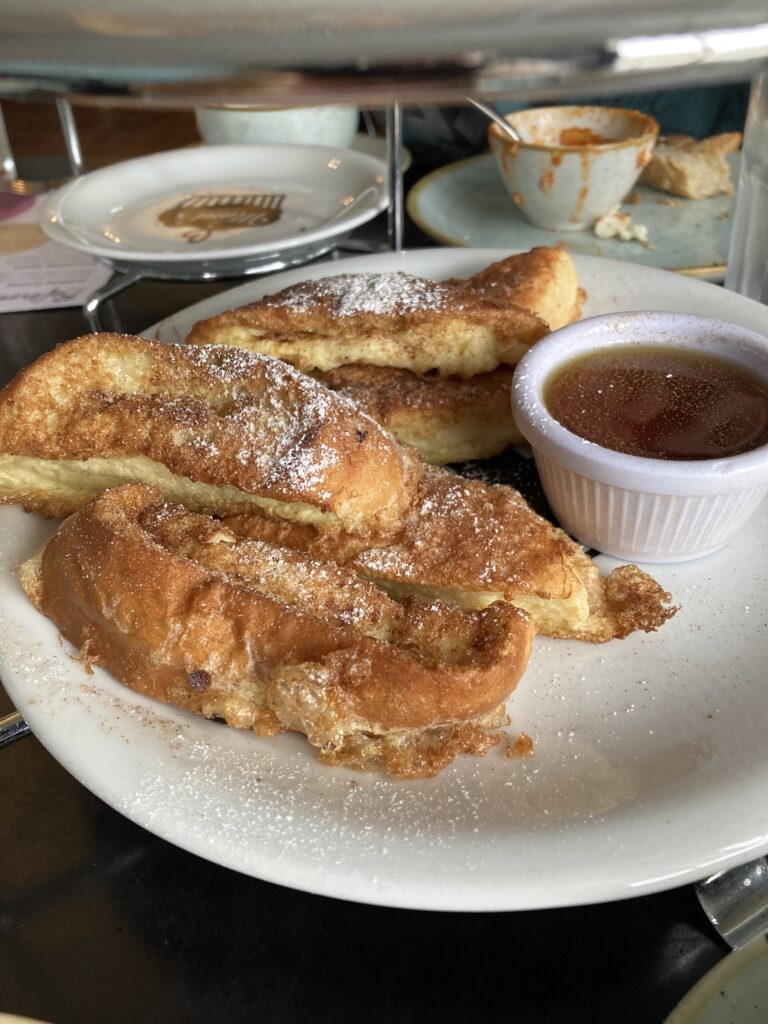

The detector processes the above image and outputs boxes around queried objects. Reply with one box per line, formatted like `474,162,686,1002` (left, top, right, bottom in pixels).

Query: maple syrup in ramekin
545,345,768,461
512,311,768,561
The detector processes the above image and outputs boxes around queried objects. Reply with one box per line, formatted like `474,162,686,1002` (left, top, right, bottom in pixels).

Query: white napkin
0,191,111,313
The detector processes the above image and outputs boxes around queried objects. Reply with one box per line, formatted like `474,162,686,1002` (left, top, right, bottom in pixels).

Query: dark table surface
0,220,731,1024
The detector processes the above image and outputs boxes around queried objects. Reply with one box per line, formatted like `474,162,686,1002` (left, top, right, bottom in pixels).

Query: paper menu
0,192,112,313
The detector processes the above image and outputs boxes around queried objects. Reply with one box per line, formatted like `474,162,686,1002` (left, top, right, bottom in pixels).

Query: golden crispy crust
640,133,742,199
184,248,581,464
223,465,677,643
449,246,584,331
18,484,533,777
313,249,583,463
319,364,521,464
185,271,549,378
0,333,419,536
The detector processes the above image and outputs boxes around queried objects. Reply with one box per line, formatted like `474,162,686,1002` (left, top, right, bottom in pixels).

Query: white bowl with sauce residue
488,105,658,231
511,311,768,562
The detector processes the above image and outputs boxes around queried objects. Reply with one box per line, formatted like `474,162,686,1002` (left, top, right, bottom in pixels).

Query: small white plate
3,250,768,912
665,932,768,1024
408,154,736,281
40,144,388,264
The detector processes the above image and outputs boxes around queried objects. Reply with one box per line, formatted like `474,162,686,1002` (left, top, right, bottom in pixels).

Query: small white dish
488,105,658,231
40,144,388,264
195,103,360,148
511,311,768,562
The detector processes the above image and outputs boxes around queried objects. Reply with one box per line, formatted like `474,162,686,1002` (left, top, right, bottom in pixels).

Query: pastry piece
18,484,534,777
184,248,582,465
315,248,583,464
640,132,742,200
451,246,584,332
223,464,677,643
320,364,520,465
185,270,549,378
0,333,420,536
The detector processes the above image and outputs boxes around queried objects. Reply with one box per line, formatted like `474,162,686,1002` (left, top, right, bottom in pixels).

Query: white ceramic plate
40,144,388,263
407,155,737,280
665,931,768,1024
0,1016,55,1024
3,249,768,912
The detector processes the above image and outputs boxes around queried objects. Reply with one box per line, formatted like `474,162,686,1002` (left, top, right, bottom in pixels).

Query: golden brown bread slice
319,364,520,465
640,132,742,199
314,248,584,464
223,465,677,643
17,484,534,777
184,270,549,378
0,333,420,536
182,249,582,464
449,246,584,332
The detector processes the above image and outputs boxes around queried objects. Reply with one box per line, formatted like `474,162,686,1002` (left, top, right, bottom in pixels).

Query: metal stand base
0,710,31,748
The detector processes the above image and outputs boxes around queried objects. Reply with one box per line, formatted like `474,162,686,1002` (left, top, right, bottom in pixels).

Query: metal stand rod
360,109,378,136
56,98,85,178
385,103,404,252
0,103,19,183
84,269,145,332
0,711,31,748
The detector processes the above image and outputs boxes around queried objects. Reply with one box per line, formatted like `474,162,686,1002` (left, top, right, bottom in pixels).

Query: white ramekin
511,311,768,563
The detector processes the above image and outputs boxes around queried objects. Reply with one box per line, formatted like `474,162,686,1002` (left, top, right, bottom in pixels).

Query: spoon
466,97,522,143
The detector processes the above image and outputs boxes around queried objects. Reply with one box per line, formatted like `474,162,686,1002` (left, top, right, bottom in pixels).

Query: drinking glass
725,70,768,305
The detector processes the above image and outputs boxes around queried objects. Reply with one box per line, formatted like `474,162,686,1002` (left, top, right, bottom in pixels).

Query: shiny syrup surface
544,344,768,460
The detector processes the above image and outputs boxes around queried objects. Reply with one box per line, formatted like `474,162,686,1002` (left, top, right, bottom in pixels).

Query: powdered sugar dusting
4,489,768,909
354,469,523,588
140,340,407,509
266,273,463,316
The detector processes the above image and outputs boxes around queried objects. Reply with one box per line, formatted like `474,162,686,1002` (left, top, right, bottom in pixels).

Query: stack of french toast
186,245,583,464
0,247,676,778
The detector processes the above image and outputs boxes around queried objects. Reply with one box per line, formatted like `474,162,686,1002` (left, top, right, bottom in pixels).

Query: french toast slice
0,333,420,537
184,270,549,378
18,484,534,777
453,246,584,331
315,249,583,464
319,364,521,465
223,465,677,643
185,248,581,464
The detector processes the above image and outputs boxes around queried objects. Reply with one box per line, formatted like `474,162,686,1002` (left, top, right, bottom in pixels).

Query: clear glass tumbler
725,71,768,305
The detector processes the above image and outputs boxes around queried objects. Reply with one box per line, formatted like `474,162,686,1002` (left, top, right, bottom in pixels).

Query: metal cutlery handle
466,97,521,143
0,710,31,749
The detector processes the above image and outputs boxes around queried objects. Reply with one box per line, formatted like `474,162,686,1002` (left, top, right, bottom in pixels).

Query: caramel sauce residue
559,127,613,146
539,170,555,192
571,183,589,223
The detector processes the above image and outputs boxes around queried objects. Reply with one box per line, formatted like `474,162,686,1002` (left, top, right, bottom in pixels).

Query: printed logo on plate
157,191,286,243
